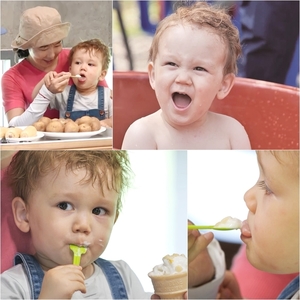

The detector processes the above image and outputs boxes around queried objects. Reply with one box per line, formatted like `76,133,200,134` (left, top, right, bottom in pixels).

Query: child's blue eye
92,207,106,215
194,66,207,72
57,202,73,210
166,62,176,66
257,181,273,195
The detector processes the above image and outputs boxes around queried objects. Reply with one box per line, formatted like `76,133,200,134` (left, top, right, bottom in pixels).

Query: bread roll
78,123,92,132
0,127,8,138
5,128,22,138
90,119,101,131
38,116,51,126
64,121,79,133
46,121,64,132
20,126,37,138
33,121,46,131
77,116,92,125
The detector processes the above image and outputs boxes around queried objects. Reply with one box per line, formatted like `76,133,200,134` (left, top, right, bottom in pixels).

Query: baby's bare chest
154,124,232,150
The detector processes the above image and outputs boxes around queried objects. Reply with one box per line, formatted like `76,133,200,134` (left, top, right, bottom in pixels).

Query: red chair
113,71,299,149
1,160,34,273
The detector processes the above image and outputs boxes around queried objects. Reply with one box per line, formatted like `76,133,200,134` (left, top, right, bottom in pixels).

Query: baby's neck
75,85,98,96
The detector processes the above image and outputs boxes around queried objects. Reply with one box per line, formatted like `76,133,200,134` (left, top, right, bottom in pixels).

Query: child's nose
244,186,257,213
73,213,91,234
175,71,192,85
80,63,87,71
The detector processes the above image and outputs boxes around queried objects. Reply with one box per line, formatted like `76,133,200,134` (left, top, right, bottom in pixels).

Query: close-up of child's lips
241,220,252,241
172,92,192,109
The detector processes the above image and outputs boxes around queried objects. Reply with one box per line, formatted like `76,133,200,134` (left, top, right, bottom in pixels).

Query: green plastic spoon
69,244,87,265
188,225,240,231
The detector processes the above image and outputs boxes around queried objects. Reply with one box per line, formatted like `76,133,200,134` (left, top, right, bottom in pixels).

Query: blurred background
113,0,299,87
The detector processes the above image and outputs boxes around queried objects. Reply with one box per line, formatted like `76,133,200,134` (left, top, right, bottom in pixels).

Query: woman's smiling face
29,41,62,71
242,151,299,274
148,24,234,129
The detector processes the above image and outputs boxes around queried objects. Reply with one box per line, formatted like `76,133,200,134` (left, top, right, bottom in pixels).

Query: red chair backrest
113,71,159,149
113,71,299,149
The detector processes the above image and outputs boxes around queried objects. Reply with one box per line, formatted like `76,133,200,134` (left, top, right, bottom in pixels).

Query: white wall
187,150,259,243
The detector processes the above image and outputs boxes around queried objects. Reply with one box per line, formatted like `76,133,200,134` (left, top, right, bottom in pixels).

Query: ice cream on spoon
188,216,242,231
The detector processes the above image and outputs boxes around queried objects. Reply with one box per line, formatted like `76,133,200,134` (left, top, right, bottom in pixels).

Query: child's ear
216,73,235,100
98,70,107,81
148,62,155,90
12,197,30,233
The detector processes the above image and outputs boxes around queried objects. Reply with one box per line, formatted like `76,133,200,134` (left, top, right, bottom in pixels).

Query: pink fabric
231,244,298,299
1,49,72,119
1,168,34,273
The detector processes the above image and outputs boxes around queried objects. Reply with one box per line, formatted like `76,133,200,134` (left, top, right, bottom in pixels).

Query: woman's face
28,41,62,71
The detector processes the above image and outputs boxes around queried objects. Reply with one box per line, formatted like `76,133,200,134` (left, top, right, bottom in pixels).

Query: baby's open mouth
172,92,191,109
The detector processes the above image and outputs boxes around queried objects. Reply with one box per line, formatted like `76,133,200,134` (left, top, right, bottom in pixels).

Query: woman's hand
188,220,215,288
45,71,71,94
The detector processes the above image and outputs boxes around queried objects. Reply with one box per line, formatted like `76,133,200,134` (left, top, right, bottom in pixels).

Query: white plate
41,126,107,140
6,131,44,143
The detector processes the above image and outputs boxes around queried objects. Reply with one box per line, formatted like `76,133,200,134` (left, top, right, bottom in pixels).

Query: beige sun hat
11,6,71,50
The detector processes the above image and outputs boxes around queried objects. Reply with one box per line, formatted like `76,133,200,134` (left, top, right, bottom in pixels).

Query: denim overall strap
95,258,128,299
14,253,44,300
277,275,299,299
97,85,105,119
65,85,77,118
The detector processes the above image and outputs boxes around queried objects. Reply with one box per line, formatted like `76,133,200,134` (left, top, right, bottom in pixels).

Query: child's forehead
73,48,103,60
257,151,299,176
162,23,224,43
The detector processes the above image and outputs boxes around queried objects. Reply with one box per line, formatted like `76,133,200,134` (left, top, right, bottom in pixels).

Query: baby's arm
8,85,53,126
229,122,251,149
122,118,156,149
188,220,226,299
188,228,215,287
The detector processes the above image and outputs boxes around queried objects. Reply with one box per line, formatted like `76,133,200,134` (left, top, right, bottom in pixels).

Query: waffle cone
148,271,187,299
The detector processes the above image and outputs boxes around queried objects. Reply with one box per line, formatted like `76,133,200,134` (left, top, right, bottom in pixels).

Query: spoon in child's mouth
69,244,88,265
70,74,82,78
188,216,242,231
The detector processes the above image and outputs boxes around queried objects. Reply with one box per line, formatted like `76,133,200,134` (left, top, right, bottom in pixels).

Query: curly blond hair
149,1,241,75
68,39,111,71
6,150,132,213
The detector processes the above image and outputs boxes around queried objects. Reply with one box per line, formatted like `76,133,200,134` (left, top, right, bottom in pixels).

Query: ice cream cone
148,271,187,299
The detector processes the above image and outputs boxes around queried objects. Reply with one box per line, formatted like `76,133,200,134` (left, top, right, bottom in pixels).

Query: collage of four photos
0,1,299,299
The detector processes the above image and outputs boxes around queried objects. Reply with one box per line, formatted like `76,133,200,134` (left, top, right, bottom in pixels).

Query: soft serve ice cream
214,216,242,229
149,254,187,276
148,254,187,299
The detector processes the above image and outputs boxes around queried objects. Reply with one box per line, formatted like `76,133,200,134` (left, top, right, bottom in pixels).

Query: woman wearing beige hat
2,6,106,126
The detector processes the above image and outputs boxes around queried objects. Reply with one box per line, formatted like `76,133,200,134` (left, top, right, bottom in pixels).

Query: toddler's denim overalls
65,85,106,121
14,253,128,299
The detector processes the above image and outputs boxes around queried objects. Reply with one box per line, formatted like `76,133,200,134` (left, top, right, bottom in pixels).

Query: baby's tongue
173,93,191,108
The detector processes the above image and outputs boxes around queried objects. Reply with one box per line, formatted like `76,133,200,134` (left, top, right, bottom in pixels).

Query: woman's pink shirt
1,49,70,119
